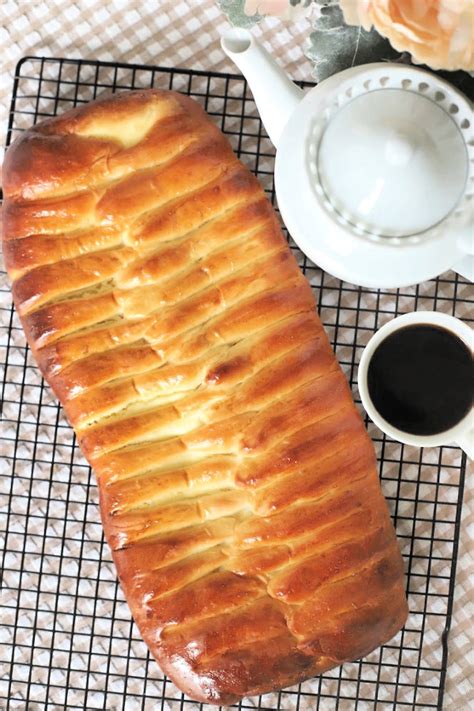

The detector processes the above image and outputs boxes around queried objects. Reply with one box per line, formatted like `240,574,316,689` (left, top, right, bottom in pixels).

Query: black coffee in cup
367,324,473,436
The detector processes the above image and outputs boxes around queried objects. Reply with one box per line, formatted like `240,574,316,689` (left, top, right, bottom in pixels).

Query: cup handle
454,425,474,459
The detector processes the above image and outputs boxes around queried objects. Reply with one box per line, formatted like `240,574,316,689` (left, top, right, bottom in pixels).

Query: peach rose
340,0,474,70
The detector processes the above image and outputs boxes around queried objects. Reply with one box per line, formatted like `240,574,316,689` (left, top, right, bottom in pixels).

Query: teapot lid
316,89,468,237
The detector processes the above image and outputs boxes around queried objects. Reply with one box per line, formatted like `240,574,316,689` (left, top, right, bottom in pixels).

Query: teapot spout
221,29,303,147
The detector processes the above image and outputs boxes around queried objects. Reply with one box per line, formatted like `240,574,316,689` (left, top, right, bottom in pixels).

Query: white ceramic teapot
221,29,473,289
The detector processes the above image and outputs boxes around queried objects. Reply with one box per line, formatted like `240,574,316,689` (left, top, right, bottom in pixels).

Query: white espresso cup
358,311,474,458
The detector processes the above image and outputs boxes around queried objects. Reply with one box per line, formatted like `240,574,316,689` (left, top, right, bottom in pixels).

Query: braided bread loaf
2,89,408,704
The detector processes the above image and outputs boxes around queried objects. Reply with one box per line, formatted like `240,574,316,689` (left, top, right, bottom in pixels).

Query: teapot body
222,31,473,287
275,63,473,288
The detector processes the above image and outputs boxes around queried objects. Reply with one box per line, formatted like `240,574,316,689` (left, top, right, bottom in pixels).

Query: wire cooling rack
1,56,471,711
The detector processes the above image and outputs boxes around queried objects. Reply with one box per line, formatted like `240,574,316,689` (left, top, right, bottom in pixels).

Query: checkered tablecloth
1,1,472,709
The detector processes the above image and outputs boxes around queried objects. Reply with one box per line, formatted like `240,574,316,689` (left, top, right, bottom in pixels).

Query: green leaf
217,0,264,28
307,4,401,82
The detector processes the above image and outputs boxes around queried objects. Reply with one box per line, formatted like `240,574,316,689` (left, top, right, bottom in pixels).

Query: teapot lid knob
384,131,415,167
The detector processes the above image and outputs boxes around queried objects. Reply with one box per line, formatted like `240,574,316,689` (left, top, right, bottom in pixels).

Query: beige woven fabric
0,1,472,708
0,0,312,163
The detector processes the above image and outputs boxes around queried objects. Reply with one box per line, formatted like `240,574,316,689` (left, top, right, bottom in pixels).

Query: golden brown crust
2,88,408,705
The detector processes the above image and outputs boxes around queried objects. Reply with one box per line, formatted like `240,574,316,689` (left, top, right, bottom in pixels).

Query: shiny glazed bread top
2,89,408,705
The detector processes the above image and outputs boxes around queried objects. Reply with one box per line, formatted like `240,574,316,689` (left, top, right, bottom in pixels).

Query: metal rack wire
1,56,471,711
